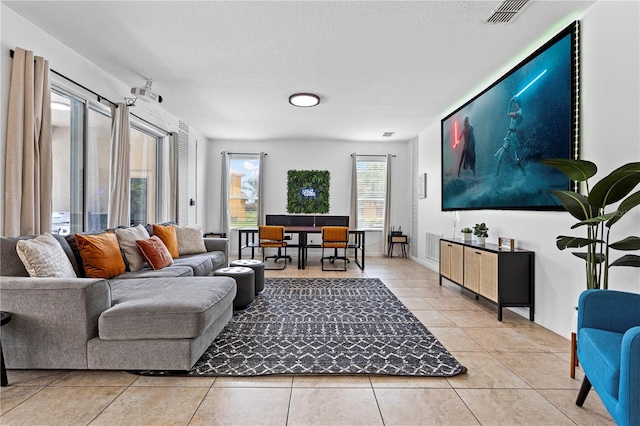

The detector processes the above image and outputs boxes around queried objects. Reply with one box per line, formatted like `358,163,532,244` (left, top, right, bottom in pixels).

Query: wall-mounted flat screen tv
441,21,579,211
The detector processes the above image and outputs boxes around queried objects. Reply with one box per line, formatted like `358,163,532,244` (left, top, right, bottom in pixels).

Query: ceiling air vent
485,0,530,24
383,132,395,137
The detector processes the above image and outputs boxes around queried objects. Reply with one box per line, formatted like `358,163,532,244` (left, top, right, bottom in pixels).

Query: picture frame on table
498,237,515,251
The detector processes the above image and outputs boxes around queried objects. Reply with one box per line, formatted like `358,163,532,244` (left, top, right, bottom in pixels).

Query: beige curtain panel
3,47,53,237
107,103,131,228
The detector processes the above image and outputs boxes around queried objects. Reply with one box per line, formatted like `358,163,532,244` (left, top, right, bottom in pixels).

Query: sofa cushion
175,225,207,255
579,328,623,399
172,255,214,276
115,225,150,272
152,224,179,258
136,236,174,270
1,235,38,276
1,235,81,277
16,233,77,278
115,264,193,279
100,277,236,340
75,232,126,279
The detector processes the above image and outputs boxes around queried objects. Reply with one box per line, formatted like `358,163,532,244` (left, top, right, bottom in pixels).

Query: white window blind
356,157,387,229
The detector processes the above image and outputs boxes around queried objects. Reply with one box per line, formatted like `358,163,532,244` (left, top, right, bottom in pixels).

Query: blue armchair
576,289,640,426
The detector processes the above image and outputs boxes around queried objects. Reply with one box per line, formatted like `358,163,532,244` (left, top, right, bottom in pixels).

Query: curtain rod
10,49,118,108
221,152,268,155
351,154,397,157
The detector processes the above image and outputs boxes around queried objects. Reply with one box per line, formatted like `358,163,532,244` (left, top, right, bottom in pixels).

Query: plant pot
462,233,472,242
476,236,486,245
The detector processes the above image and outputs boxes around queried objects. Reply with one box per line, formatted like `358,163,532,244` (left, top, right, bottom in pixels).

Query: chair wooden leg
575,376,592,407
570,332,577,378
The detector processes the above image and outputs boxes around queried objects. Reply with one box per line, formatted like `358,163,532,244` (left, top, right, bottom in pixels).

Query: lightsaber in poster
515,69,547,97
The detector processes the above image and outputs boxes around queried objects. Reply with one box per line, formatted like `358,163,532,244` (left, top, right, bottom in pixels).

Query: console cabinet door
440,241,451,279
450,243,464,283
463,247,479,293
478,251,499,302
440,241,464,284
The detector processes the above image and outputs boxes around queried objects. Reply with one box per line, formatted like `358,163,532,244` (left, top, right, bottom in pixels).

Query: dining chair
258,225,290,270
320,226,349,271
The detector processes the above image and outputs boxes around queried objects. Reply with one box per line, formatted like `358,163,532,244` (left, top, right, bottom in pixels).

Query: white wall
413,1,640,338
0,4,207,231
204,139,411,256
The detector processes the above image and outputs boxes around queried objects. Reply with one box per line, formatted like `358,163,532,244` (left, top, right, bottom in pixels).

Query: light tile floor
1,256,614,425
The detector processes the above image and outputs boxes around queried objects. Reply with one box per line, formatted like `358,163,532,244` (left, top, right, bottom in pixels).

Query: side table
387,234,408,258
1,311,11,387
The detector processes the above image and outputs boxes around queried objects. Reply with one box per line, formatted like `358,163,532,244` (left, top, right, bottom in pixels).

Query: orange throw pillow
136,236,174,270
75,232,126,279
152,224,179,258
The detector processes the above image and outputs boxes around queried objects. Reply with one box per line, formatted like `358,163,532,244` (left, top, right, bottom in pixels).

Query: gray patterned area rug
140,278,466,377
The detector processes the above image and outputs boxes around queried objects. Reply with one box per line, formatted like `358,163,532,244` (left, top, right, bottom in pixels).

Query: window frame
355,156,388,231
50,81,169,231
228,153,261,230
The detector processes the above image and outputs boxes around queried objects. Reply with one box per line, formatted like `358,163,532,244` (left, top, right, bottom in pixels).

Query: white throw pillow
115,224,150,271
16,233,77,278
175,225,207,255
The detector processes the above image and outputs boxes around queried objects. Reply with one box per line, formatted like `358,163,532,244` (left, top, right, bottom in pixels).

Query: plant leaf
540,158,597,182
570,212,617,229
609,254,640,267
556,236,602,249
589,162,640,208
550,190,594,221
609,236,640,251
606,190,640,227
572,252,606,263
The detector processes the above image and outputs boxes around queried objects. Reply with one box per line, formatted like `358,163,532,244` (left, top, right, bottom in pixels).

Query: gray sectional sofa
0,231,236,371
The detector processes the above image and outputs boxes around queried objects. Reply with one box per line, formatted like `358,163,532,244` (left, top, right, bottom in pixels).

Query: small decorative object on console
460,228,473,241
498,237,515,251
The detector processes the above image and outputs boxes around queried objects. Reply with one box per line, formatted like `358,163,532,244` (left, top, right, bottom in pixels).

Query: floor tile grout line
451,387,483,425
370,383,387,426
0,383,49,419
185,378,217,425
86,378,133,425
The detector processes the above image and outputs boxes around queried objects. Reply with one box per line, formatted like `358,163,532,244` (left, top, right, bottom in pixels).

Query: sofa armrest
204,238,229,265
577,289,640,334
620,326,640,422
0,276,111,369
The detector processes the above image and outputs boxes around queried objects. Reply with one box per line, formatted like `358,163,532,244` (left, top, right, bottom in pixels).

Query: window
228,154,260,229
356,157,387,229
51,90,112,233
129,126,159,226
85,104,112,231
50,85,167,232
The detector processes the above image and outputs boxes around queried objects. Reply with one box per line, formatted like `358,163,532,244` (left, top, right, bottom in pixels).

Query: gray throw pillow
115,224,150,271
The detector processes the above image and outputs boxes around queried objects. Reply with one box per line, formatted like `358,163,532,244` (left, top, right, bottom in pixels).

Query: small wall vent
485,0,530,24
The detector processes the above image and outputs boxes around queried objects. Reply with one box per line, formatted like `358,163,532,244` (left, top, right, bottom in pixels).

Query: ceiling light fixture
289,93,320,108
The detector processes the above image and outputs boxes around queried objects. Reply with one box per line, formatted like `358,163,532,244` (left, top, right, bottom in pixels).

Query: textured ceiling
4,1,596,142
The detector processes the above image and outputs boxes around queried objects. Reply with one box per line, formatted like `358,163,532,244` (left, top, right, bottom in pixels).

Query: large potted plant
540,159,640,289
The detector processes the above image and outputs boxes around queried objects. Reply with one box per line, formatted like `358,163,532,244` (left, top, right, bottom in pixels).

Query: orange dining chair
259,226,291,269
320,226,349,271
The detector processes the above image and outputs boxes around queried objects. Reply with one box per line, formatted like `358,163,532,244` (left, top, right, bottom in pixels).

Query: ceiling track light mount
289,93,320,108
